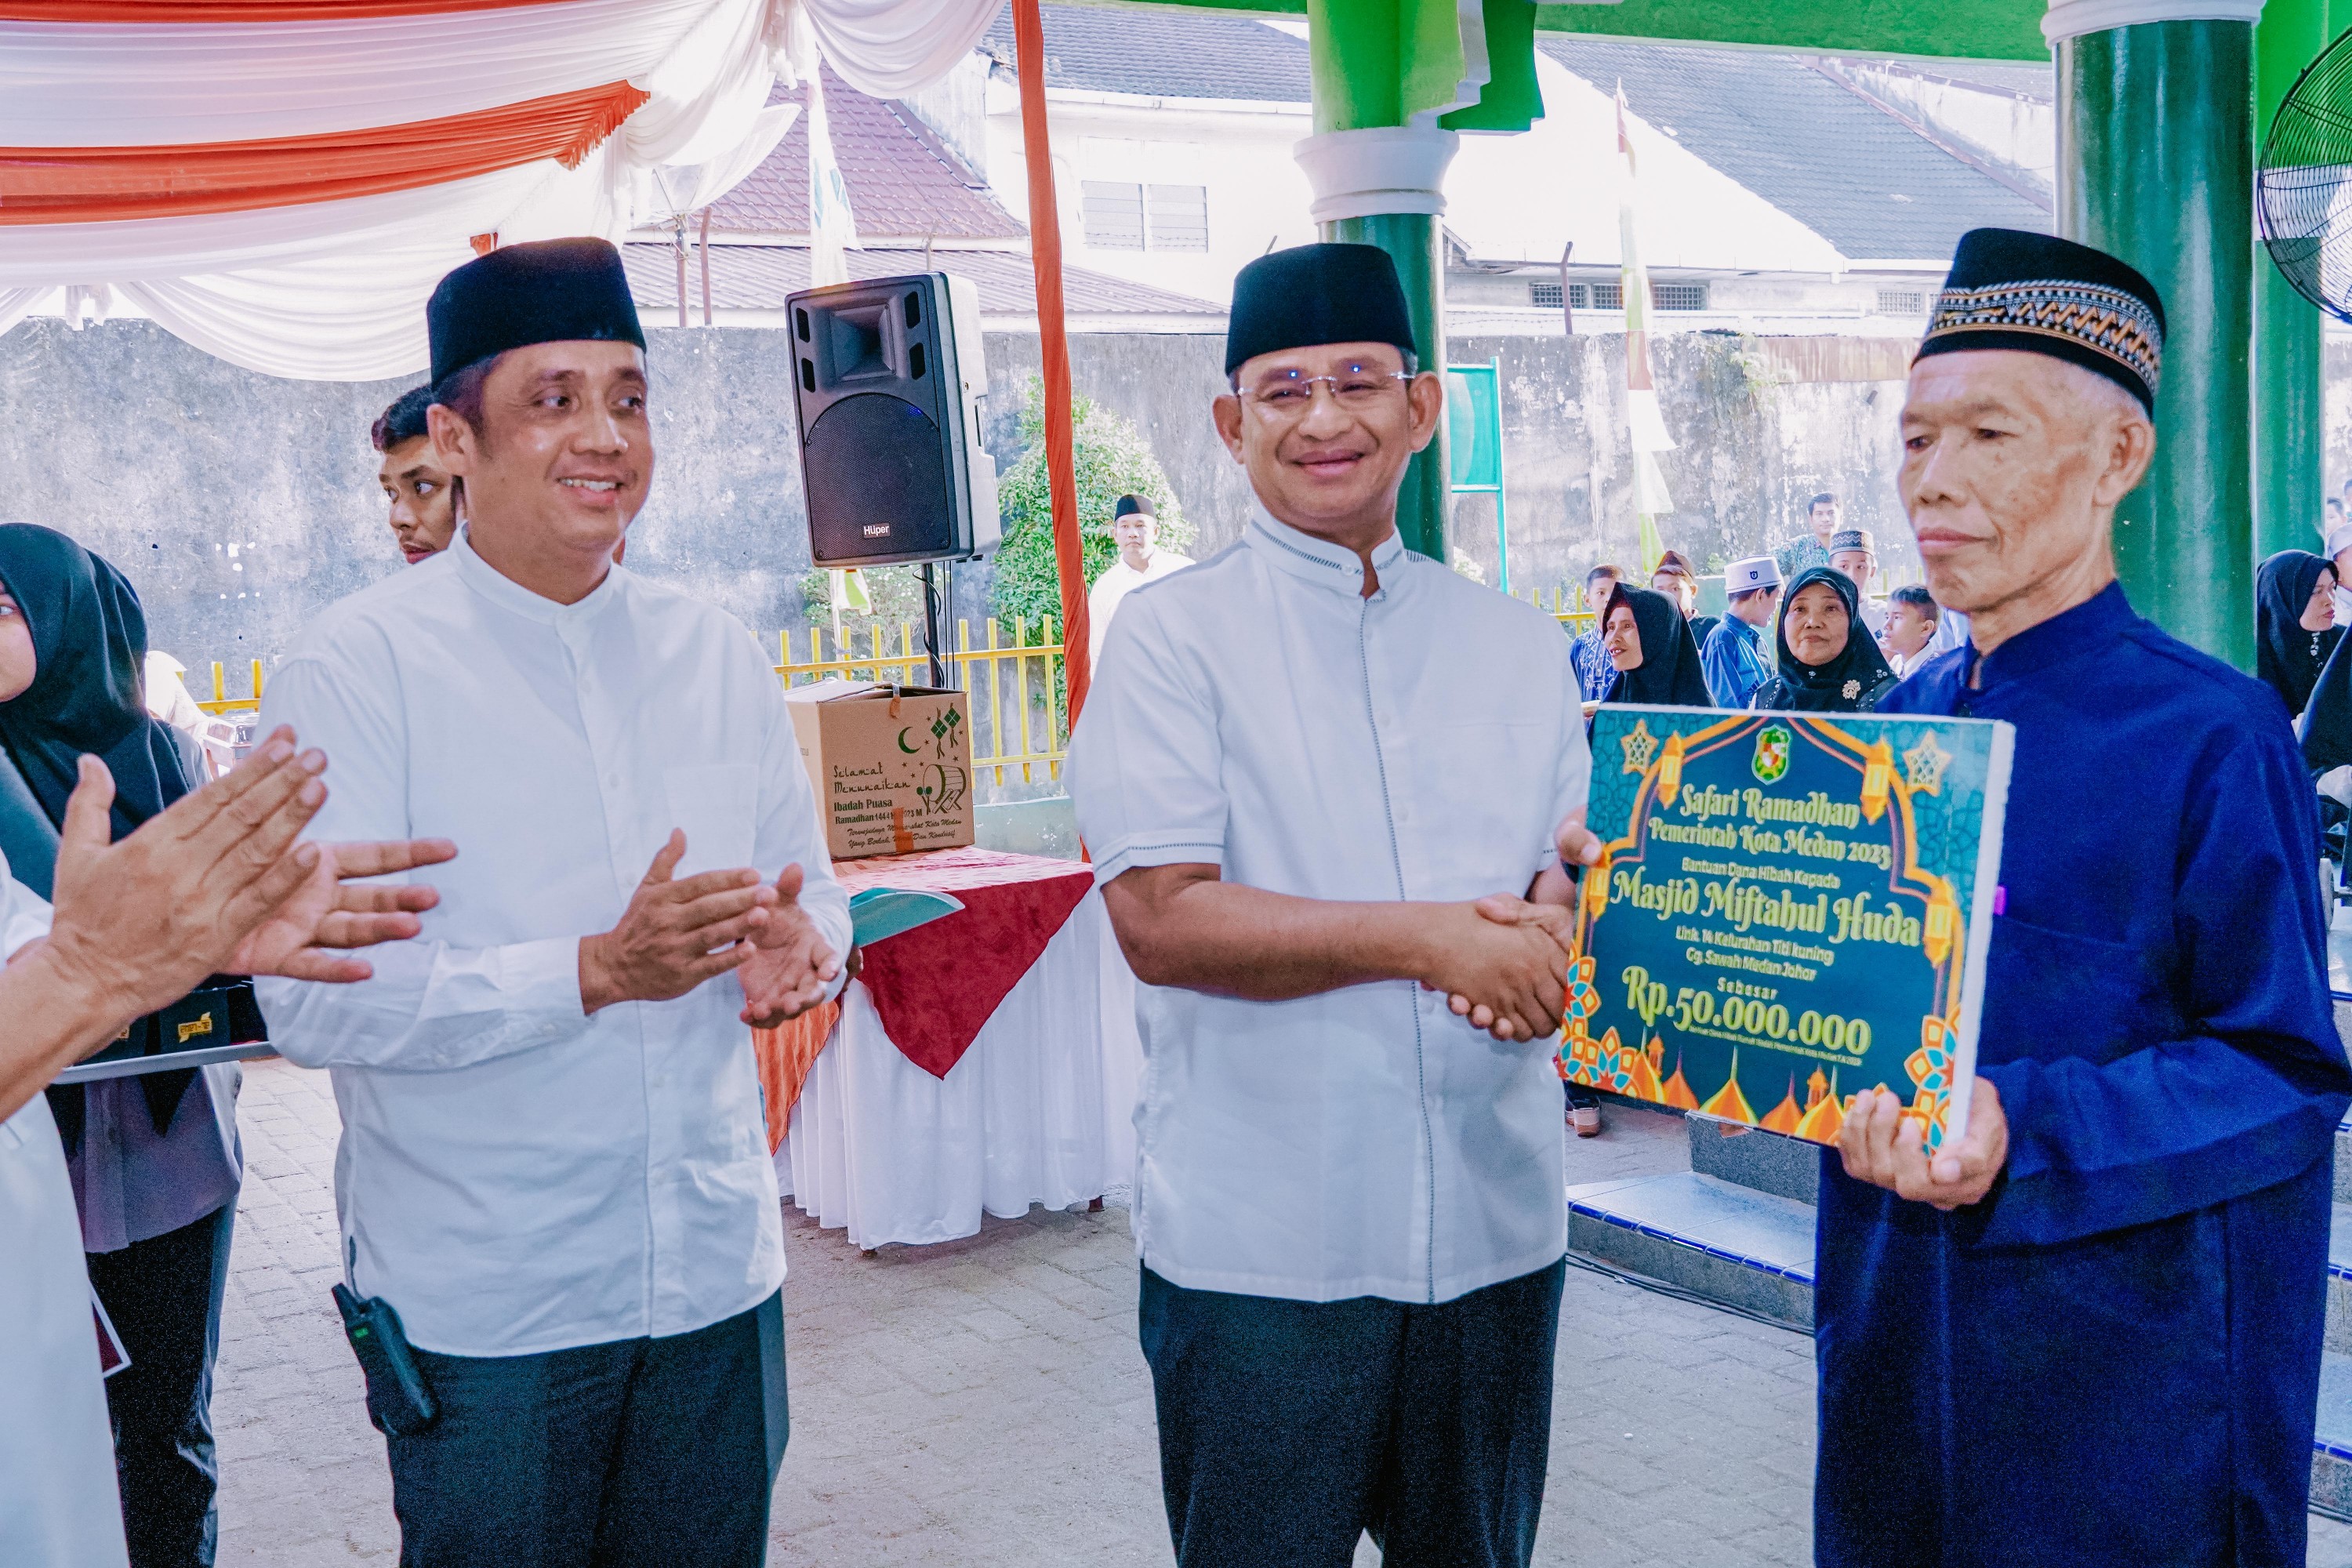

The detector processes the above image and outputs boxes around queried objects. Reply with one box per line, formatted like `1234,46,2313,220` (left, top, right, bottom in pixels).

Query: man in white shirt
1065,242,1598,1568
1085,494,1193,670
254,239,851,1568
2,735,449,1568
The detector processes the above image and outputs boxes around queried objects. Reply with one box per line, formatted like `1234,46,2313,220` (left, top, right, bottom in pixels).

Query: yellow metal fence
191,622,1075,789
193,594,1605,788
778,619,1069,787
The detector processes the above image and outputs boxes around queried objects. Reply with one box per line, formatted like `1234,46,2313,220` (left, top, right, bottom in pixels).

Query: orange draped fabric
0,0,562,17
0,80,648,225
1010,0,1091,727
753,1001,841,1155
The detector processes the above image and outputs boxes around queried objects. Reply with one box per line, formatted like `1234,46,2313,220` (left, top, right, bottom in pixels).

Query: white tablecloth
776,889,1142,1250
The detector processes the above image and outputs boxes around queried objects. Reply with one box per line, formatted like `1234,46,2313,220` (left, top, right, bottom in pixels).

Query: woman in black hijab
1752,566,1898,713
0,523,241,1567
0,524,193,839
1575,580,1708,1139
1598,581,1711,707
2256,549,2339,718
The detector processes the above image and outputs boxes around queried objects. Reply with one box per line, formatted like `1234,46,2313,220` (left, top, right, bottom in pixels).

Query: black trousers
1138,1258,1566,1568
385,1290,789,1568
85,1200,236,1568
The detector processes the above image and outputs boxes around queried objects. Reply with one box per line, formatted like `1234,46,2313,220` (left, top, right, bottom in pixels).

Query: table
768,850,1142,1250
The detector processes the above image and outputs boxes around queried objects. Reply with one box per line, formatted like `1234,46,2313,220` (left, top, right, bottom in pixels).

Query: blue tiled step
2328,1203,2352,1354
1566,1170,1816,1329
1570,1175,2352,1519
2310,1352,2352,1520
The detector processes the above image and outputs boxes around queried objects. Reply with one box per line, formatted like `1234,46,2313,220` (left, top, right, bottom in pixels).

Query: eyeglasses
1236,363,1411,416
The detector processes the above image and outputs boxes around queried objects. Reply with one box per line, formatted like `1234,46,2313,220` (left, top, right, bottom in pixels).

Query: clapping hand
43,728,456,1012
577,832,780,1015
228,837,458,982
737,863,842,1028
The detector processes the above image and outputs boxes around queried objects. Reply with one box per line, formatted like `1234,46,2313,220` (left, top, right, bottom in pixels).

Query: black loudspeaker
787,272,1000,568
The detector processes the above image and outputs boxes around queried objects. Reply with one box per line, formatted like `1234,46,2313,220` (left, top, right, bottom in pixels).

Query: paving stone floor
212,1060,2352,1566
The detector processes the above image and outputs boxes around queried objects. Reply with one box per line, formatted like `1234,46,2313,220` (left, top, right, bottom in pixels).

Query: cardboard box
785,681,974,859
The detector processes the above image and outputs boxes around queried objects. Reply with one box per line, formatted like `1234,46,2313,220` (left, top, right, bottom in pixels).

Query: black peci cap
1113,494,1154,520
1915,227,2164,411
1224,243,1416,376
426,237,646,387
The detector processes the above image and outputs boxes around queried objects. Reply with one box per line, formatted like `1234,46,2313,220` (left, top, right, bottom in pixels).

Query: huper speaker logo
862,524,891,537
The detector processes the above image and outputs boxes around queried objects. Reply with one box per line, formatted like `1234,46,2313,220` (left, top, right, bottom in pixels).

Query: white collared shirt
0,858,129,1568
1086,550,1195,669
256,532,851,1358
1066,508,1589,1305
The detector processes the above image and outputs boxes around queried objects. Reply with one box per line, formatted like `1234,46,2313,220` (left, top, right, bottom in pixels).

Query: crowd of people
2,221,2347,1568
1570,502,1971,726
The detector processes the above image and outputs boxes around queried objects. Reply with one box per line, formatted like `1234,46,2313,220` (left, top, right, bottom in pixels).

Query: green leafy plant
989,376,1194,640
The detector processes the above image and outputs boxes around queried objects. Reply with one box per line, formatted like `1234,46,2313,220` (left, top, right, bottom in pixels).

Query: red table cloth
751,848,1094,1140
836,846,1094,1078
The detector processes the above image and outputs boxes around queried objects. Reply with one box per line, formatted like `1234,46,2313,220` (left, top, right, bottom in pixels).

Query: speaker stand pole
920,561,946,688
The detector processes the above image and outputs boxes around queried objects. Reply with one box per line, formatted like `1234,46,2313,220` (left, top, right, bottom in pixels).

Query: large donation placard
1563,706,2013,1152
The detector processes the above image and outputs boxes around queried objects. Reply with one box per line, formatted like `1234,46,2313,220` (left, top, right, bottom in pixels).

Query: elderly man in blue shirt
1824,227,2351,1568
1067,243,1599,1568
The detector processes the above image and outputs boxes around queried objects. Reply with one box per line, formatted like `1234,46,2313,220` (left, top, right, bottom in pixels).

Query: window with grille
1651,281,1708,312
1876,289,1926,315
1082,181,1144,250
1592,281,1623,310
1530,281,1564,310
1145,184,1210,251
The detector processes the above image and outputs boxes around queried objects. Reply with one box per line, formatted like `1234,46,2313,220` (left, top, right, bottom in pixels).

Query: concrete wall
0,317,1932,685
1033,331,1924,594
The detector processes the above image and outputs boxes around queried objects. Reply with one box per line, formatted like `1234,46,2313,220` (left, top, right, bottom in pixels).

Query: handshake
1428,810,1604,1045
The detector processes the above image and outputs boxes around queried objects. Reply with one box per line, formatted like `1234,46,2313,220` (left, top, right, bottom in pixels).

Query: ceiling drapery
0,0,1004,377
0,0,793,376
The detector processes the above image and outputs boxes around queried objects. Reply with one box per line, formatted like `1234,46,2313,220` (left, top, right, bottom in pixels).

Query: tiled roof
1893,60,2053,103
622,243,1223,320
703,67,1025,241
978,3,1309,103
1538,38,2049,261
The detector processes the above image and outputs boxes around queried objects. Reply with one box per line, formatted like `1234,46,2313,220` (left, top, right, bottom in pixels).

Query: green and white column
1294,125,1461,561
2051,0,2259,668
1295,0,1544,562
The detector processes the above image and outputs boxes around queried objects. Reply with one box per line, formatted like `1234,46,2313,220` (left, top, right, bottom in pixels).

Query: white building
961,9,2055,336
622,9,2060,339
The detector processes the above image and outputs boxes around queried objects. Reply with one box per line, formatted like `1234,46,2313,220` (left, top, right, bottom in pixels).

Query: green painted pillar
2055,6,2256,669
1317,209,1448,560
1296,0,1542,562
2256,0,2328,562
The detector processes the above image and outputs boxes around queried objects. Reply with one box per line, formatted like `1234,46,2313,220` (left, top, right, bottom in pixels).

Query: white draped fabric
0,0,1007,379
785,0,1006,99
0,0,726,145
0,0,998,378
779,891,1143,1250
0,0,793,379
